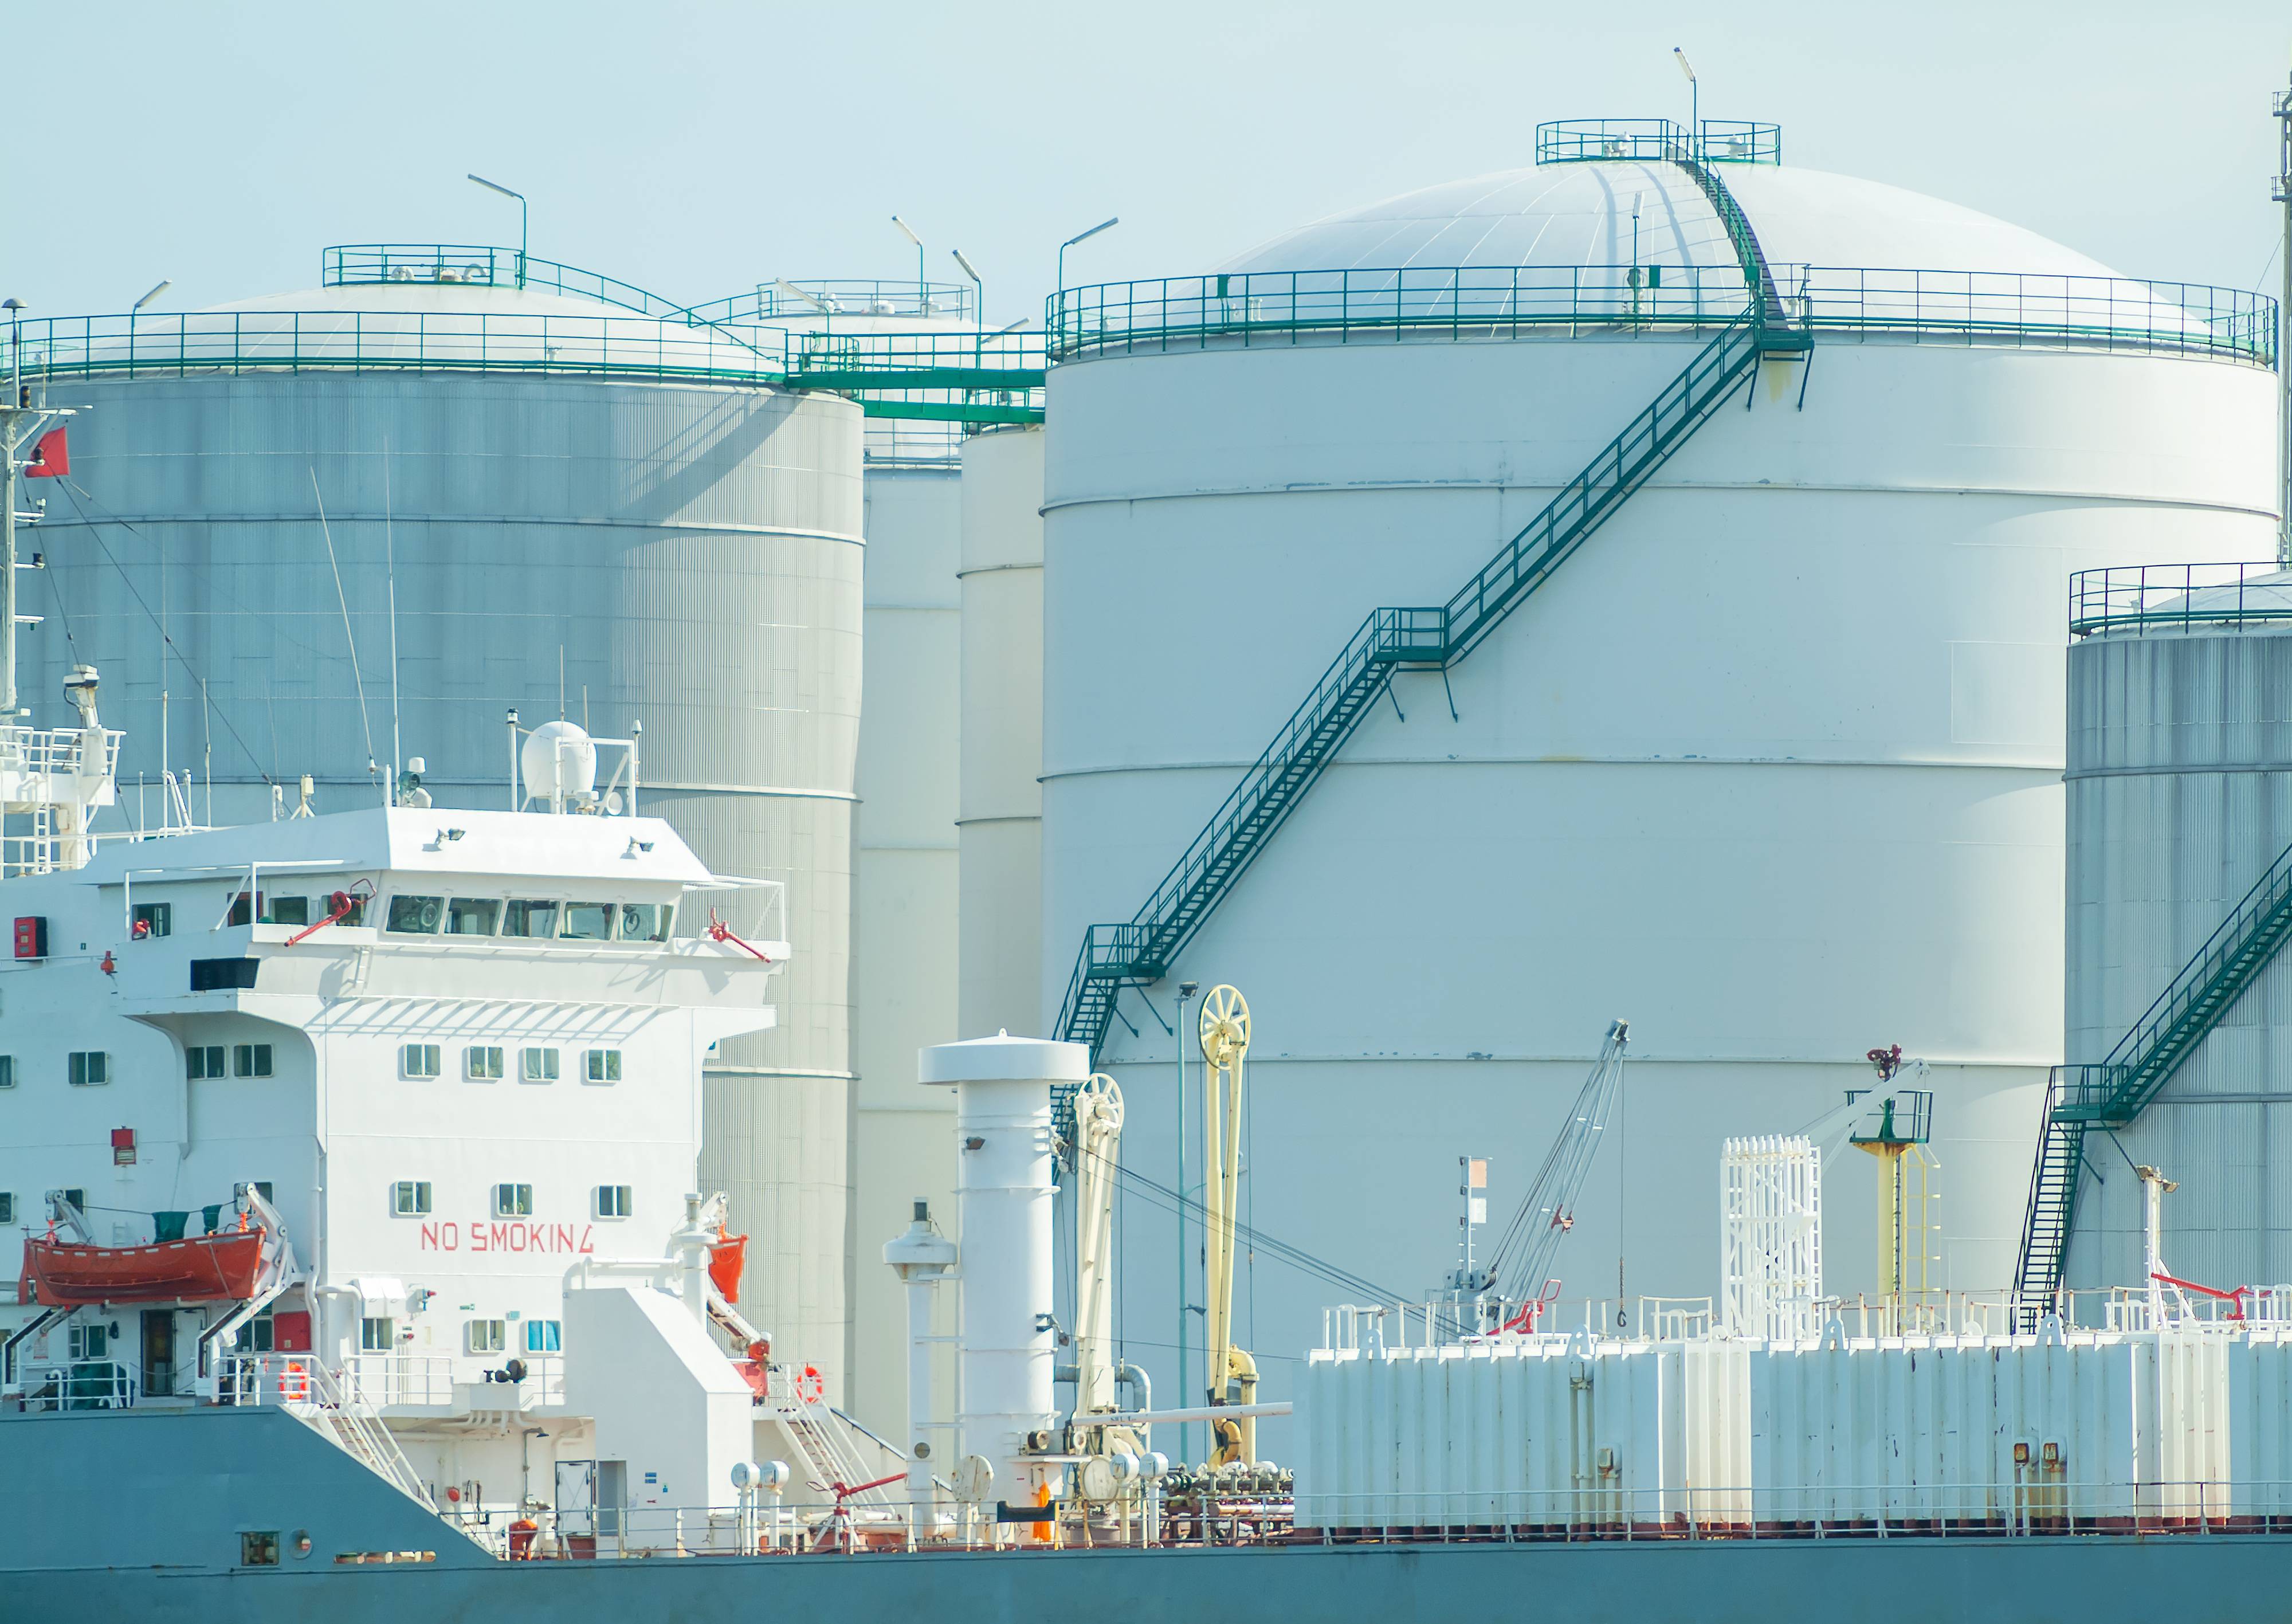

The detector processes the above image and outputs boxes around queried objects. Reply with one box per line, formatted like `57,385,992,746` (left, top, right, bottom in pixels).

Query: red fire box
13,917,46,959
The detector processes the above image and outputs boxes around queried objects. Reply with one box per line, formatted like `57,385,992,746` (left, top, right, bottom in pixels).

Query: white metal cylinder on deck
904,1275,936,1501
919,1032,1086,1503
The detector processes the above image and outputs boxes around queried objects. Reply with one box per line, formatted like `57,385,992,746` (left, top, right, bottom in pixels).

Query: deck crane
1458,1020,1630,1335
1069,1073,1126,1431
1198,984,1258,1465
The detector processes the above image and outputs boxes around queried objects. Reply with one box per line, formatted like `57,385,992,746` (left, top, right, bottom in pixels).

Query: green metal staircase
1054,307,1787,1056
2015,835,2292,1318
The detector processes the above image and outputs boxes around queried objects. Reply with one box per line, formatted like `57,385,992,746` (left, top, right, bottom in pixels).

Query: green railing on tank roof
323,244,724,324
1046,266,2277,367
1534,118,1782,166
2,307,789,387
2069,562,2292,637
685,281,977,324
0,308,1049,423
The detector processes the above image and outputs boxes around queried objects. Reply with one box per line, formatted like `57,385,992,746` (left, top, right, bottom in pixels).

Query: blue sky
6,1,2288,324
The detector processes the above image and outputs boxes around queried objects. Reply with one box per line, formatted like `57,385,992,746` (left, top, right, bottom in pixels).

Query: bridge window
501,900,557,939
560,901,613,942
617,903,674,942
446,897,501,937
385,895,444,935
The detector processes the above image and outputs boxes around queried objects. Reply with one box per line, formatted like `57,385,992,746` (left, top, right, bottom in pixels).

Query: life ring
794,1364,824,1405
280,1358,311,1402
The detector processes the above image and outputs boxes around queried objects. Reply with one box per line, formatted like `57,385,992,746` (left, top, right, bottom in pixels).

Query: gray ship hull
10,1406,2286,1622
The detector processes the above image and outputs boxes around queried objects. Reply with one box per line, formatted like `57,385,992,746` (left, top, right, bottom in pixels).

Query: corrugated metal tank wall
957,425,1046,1038
22,370,868,1397
847,464,963,1429
1041,334,2278,1439
2066,624,2292,1292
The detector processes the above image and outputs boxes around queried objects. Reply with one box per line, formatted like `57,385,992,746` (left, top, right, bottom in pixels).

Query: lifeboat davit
24,1228,265,1306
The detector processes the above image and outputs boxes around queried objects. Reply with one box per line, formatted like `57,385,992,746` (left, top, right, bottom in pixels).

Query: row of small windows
389,1180,632,1219
187,1044,273,1080
4,1045,616,1089
383,896,674,945
129,893,671,945
401,1045,620,1084
0,1053,115,1088
132,894,360,940
0,1049,270,1088
361,1317,562,1355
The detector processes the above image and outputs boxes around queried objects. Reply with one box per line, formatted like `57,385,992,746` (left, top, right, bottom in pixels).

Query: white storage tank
2064,571,2292,1293
7,247,866,1398
703,277,998,1428
957,424,1048,1037
1037,130,2280,1431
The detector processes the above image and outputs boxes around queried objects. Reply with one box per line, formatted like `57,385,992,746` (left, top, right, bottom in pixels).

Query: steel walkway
2016,836,2292,1318
1052,157,1803,1061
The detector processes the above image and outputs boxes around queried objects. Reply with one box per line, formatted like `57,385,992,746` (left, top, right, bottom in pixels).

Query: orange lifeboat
708,1230,748,1304
25,1228,265,1306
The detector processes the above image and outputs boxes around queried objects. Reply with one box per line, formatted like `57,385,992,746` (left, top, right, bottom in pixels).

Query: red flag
24,426,67,478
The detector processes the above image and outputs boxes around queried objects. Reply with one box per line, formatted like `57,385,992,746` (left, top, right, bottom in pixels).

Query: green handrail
324,244,709,323
1533,118,1782,166
2015,829,2292,1315
2069,562,2292,637
1047,268,2275,368
1054,312,1767,1057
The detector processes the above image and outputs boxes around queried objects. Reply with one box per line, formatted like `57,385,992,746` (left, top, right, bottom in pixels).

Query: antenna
310,468,381,806
558,645,566,720
384,434,402,799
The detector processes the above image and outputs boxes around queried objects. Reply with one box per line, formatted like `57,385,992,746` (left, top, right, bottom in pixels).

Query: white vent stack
919,1032,1086,1509
1720,1135,1823,1340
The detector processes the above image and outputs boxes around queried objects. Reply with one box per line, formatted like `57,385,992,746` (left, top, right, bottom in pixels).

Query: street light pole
892,215,925,309
1674,48,1698,158
468,174,528,289
2274,66,2291,563
1058,217,1120,292
952,249,984,364
1176,979,1198,1467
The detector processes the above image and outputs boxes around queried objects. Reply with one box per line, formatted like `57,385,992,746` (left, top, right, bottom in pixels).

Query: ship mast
2277,65,2291,564
1,306,113,877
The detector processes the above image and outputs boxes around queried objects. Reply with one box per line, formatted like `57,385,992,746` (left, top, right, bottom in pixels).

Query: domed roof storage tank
2053,567,2292,1300
1037,123,2278,1410
6,244,865,1400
